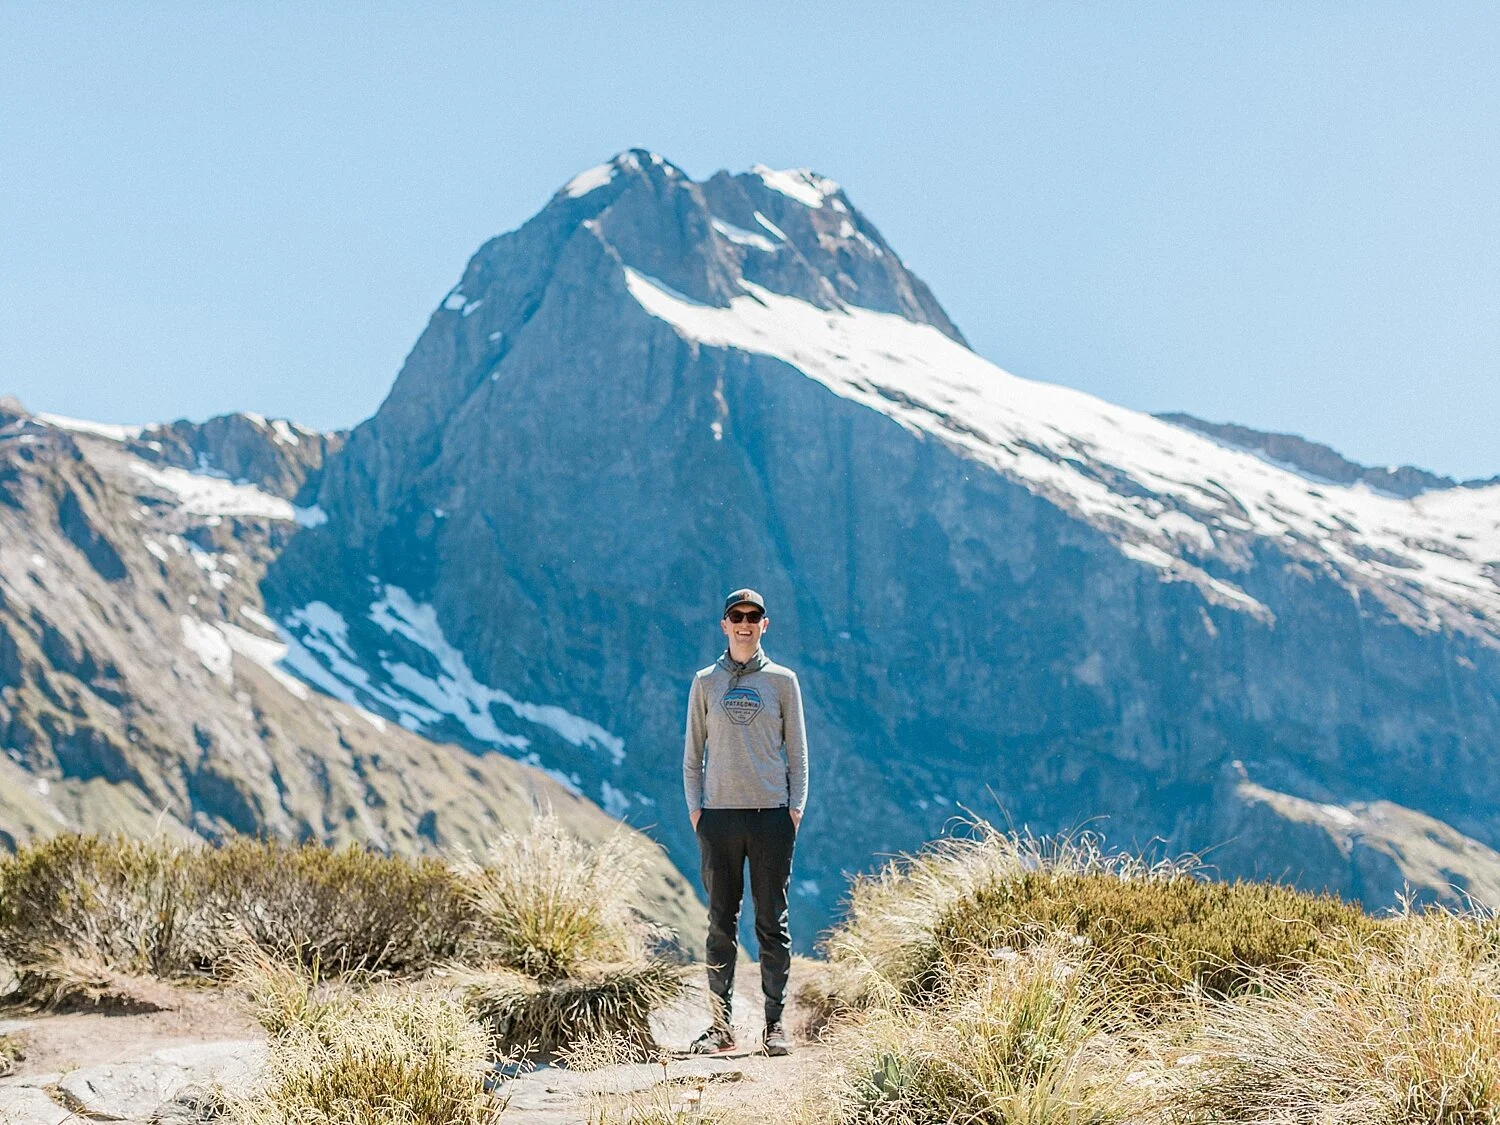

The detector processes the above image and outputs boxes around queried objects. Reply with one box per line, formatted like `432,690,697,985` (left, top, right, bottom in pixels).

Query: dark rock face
264,151,1500,943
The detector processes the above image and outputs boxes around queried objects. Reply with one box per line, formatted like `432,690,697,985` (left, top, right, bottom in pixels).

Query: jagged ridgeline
3,151,1500,949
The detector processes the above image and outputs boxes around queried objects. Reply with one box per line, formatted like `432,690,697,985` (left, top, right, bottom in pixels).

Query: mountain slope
0,399,702,942
1156,412,1500,498
259,150,1500,938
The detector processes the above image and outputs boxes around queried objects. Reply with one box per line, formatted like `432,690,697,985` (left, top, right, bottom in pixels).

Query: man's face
720,603,768,648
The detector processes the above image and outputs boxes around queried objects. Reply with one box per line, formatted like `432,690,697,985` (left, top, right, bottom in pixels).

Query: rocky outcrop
123,412,342,504
261,151,1500,943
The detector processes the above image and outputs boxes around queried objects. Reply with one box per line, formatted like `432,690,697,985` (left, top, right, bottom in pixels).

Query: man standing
683,588,808,1057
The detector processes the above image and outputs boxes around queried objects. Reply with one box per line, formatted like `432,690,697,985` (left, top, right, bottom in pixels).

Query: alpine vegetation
452,811,685,1056
0,833,470,1001
0,819,684,1061
226,943,502,1125
793,819,1500,1125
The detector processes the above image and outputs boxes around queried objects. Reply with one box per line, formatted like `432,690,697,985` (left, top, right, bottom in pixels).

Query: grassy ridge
795,820,1500,1125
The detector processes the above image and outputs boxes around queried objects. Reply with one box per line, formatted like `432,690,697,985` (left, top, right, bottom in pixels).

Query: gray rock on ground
54,1040,263,1123
0,1085,73,1125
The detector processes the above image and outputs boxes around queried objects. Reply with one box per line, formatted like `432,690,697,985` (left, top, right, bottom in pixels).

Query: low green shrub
817,821,1379,1015
198,836,468,972
0,823,689,1057
0,834,208,975
933,869,1377,1005
817,825,1190,1011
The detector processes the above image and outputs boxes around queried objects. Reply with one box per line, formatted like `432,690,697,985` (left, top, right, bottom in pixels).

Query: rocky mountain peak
504,151,966,339
263,153,1500,942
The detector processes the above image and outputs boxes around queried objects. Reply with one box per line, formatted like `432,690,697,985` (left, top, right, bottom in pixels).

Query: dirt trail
0,963,833,1124
501,961,834,1123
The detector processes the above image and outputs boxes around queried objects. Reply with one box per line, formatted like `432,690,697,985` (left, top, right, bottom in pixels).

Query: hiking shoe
688,1025,737,1055
762,1021,792,1057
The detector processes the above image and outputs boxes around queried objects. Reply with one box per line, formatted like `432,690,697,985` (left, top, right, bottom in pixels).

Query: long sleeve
783,672,809,814
683,674,708,815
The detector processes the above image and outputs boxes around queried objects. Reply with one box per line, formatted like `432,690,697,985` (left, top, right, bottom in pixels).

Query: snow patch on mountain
38,414,145,441
711,218,777,253
749,165,840,208
561,161,616,198
753,212,787,241
369,586,626,762
131,461,297,521
180,615,232,683
267,587,628,765
217,620,311,700
623,267,1500,631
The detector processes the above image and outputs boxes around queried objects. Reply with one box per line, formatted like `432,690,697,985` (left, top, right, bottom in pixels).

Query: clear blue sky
5,2,1498,479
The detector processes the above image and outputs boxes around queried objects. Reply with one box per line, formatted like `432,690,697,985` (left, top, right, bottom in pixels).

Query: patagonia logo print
721,685,764,725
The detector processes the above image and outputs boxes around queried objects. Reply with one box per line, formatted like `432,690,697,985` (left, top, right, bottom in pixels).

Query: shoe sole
686,1044,739,1056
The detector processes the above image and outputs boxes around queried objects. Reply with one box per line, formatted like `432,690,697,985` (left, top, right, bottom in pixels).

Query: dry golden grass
1159,906,1500,1125
824,938,1146,1125
0,833,468,987
791,820,1500,1125
454,811,656,979
226,944,505,1125
460,959,684,1057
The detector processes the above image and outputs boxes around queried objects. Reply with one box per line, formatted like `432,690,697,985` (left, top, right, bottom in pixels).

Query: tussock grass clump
455,812,653,980
829,938,1142,1125
228,947,501,1125
816,822,1375,1014
1166,906,1500,1125
450,813,684,1057
935,869,1374,1007
462,960,684,1057
0,834,467,987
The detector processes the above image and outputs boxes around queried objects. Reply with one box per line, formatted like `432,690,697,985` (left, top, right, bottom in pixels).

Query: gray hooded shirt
683,648,809,816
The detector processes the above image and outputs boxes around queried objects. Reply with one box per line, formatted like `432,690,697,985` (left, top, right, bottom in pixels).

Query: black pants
695,806,796,1026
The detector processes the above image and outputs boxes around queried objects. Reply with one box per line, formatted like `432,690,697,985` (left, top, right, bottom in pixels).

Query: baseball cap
722,588,767,617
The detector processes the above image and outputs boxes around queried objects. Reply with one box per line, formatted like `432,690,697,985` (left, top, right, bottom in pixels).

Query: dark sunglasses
726,609,764,624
